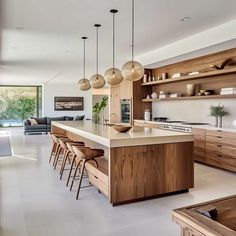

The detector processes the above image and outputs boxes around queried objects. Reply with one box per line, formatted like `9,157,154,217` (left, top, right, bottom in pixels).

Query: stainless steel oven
120,99,131,123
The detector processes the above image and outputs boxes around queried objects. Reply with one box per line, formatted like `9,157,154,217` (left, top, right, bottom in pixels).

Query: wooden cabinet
192,128,206,163
205,130,236,172
109,85,121,123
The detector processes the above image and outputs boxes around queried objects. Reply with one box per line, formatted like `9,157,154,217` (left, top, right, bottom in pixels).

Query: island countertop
52,120,193,148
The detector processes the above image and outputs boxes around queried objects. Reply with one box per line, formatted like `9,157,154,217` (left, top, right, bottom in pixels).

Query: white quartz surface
52,121,193,147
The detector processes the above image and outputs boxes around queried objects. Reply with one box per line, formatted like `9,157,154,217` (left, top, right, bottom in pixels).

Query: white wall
152,99,236,127
43,83,92,119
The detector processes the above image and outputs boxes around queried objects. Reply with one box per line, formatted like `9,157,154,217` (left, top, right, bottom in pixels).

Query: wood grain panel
109,142,194,204
192,128,206,163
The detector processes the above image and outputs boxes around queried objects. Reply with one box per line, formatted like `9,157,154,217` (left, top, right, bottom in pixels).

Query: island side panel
51,124,67,136
109,142,194,205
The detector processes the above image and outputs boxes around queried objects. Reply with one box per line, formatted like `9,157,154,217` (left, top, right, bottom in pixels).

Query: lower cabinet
206,130,236,172
193,128,236,172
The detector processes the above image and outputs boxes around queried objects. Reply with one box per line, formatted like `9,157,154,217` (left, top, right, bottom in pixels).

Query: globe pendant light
78,37,91,91
121,0,144,81
90,24,106,89
104,9,123,86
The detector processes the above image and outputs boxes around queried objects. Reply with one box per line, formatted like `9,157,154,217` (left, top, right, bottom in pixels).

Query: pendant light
90,24,106,89
121,0,144,81
78,37,91,91
104,9,123,86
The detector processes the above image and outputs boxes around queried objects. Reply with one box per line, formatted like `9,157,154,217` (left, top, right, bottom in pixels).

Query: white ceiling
1,0,236,85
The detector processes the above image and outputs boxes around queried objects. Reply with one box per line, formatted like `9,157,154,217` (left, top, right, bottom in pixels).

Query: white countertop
52,120,194,148
134,119,236,133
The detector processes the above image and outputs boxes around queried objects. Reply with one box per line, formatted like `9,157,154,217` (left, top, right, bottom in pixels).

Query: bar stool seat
59,140,85,179
49,133,67,164
70,146,104,199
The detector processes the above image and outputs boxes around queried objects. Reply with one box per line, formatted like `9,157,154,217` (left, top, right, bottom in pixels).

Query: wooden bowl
112,125,132,133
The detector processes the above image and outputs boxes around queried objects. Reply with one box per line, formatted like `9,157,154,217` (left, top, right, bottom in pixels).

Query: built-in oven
120,99,131,123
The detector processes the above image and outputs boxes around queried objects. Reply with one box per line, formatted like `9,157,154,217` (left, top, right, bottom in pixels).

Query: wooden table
52,120,194,206
173,195,236,236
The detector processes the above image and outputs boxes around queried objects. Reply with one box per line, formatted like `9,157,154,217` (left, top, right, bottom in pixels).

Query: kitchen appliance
153,117,168,122
160,121,209,133
120,99,131,123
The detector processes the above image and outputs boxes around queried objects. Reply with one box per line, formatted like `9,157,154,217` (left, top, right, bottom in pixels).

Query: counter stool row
49,133,104,199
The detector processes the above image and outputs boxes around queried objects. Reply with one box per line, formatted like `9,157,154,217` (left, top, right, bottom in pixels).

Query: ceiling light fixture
90,24,106,89
180,16,192,22
121,0,144,82
78,37,91,91
104,9,123,86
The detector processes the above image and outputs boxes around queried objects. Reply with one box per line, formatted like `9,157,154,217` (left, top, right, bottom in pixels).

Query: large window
0,86,42,127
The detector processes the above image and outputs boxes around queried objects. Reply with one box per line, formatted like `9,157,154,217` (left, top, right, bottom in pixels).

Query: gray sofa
24,116,84,135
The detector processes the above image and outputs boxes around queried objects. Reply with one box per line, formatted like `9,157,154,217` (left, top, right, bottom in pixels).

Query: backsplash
152,99,236,127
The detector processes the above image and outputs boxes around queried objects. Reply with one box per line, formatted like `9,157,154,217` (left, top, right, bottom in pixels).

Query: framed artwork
54,97,84,111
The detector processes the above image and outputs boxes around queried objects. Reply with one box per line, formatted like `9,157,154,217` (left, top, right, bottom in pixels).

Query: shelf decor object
90,24,106,89
121,0,144,81
209,103,229,128
78,37,91,91
104,9,123,86
209,58,232,70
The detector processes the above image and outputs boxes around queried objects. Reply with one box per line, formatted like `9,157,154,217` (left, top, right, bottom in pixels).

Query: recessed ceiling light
15,27,24,30
180,16,192,22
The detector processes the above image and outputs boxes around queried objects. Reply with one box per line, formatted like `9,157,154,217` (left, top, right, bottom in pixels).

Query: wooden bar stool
59,141,85,180
49,133,67,164
70,146,104,200
52,137,71,168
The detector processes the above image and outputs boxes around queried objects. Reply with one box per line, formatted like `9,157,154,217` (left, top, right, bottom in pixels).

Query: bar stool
52,137,71,168
49,133,67,164
70,146,104,200
59,141,85,180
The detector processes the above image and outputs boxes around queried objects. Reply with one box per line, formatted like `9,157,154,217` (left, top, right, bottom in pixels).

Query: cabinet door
120,80,133,99
192,128,206,163
109,86,120,123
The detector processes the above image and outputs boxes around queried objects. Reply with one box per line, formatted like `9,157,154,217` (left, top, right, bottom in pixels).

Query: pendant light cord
96,26,99,75
113,12,115,69
83,38,86,79
131,0,134,61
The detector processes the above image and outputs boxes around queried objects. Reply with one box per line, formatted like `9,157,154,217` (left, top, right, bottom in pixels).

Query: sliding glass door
0,86,42,127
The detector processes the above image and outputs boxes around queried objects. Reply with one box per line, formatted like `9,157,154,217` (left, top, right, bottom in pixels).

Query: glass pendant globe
78,78,91,91
121,60,144,81
90,74,106,89
104,67,123,85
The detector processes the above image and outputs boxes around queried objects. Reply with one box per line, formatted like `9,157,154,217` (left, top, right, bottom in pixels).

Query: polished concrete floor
1,128,236,236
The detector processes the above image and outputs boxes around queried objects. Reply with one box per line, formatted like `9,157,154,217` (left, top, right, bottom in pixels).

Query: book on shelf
220,87,236,95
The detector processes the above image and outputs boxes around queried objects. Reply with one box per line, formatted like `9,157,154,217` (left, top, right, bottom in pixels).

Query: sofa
24,115,84,135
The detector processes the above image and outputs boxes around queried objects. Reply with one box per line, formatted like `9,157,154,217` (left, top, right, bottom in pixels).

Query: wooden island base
52,122,194,205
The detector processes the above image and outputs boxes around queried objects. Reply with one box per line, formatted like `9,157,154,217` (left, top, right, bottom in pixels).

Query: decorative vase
187,84,196,96
219,116,223,128
215,116,218,127
93,115,100,124
151,92,158,99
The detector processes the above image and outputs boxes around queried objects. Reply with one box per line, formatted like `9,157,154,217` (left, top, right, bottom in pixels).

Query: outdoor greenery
92,96,108,124
0,87,38,126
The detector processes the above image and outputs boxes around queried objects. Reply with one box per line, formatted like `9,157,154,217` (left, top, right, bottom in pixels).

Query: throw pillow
28,118,38,126
73,115,85,121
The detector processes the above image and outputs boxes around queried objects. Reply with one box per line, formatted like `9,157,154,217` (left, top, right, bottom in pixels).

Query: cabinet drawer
194,139,205,149
206,135,222,145
192,128,206,136
86,158,108,185
220,146,236,159
206,130,236,140
222,137,236,148
206,152,236,172
87,172,109,197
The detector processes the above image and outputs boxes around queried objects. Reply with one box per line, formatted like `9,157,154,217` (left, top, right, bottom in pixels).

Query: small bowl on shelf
204,91,211,96
112,125,132,133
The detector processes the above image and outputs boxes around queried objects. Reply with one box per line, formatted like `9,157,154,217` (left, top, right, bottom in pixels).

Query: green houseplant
92,96,108,124
209,103,228,127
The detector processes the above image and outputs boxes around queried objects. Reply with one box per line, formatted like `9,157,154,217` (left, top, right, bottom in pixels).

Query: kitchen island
52,121,194,205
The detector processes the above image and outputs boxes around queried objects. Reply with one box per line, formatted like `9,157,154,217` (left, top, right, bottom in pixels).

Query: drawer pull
217,136,222,138
217,145,222,147
217,154,222,158
217,130,222,132
94,176,98,179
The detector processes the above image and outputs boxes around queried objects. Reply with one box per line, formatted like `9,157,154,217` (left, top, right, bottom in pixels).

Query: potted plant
92,96,108,124
209,104,228,127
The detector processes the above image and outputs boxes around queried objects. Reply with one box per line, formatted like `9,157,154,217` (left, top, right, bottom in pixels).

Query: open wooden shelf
141,67,236,86
142,94,236,102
